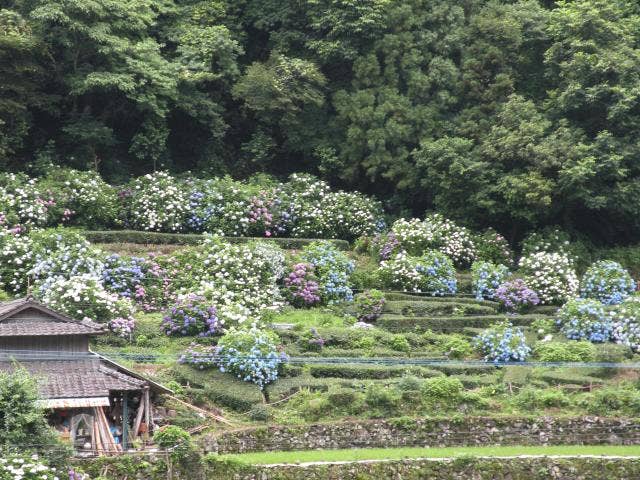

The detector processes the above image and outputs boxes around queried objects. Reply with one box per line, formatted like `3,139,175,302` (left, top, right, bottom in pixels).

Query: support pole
144,386,151,437
122,392,129,450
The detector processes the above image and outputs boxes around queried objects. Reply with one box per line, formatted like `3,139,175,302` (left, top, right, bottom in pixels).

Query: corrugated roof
0,298,105,336
0,358,146,400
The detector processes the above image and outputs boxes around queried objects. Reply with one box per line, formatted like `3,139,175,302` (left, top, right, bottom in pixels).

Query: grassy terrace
222,445,640,465
221,445,640,464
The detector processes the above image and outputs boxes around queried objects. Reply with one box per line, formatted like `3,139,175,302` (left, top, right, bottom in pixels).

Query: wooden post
122,392,129,450
132,395,145,440
144,387,151,435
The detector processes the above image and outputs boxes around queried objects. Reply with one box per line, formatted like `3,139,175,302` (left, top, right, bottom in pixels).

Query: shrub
248,404,271,422
354,289,385,322
0,231,33,292
153,426,193,461
389,334,411,352
425,214,477,267
421,376,464,401
494,278,540,312
471,261,509,300
518,252,579,304
556,298,611,342
363,383,400,412
534,341,596,362
302,241,355,304
327,388,359,408
580,260,635,305
439,335,473,360
531,317,556,339
123,172,190,232
0,172,51,227
514,388,571,410
162,294,220,337
611,297,640,352
36,274,135,323
283,263,321,307
0,455,66,480
378,250,457,295
473,322,531,363
521,228,573,257
180,327,287,390
474,228,513,265
584,386,640,415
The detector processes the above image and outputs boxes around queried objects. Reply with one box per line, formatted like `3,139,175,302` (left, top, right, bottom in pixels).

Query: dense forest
1,0,639,242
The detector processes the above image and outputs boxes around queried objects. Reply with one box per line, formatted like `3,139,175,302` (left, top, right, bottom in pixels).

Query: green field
221,445,640,465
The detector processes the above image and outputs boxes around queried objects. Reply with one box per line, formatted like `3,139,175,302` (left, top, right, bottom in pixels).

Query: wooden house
0,298,170,454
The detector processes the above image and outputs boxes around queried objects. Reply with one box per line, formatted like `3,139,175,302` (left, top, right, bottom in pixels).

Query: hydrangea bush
471,261,510,300
36,274,135,323
0,230,34,292
610,297,640,352
474,228,513,265
494,278,540,312
473,322,531,363
0,455,64,480
124,171,190,231
284,263,321,307
556,298,611,342
109,317,136,338
518,252,578,304
354,289,386,322
162,294,220,337
0,173,52,227
580,260,635,305
180,327,287,389
378,250,457,295
302,242,355,303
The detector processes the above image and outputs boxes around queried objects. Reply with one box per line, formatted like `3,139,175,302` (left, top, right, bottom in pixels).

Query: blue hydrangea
471,261,510,300
556,297,611,342
473,322,531,363
580,260,636,305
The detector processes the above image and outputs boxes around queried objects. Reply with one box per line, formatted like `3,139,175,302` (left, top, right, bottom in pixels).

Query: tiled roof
0,298,105,336
0,358,146,399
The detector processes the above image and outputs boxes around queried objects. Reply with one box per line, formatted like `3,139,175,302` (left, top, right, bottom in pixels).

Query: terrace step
376,314,550,333
382,292,499,307
382,300,498,317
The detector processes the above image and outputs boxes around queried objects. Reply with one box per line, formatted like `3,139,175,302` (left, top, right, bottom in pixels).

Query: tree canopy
1,0,639,243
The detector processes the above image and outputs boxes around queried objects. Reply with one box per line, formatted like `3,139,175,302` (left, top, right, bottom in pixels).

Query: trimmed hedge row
382,292,499,306
376,314,548,333
382,300,498,316
308,364,442,380
83,230,350,250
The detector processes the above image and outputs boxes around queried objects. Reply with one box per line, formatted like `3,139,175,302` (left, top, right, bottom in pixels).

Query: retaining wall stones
202,416,640,454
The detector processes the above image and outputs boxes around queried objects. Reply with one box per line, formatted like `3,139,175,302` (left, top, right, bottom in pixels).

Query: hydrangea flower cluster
471,261,510,300
36,274,135,323
284,263,321,307
556,298,611,342
109,317,136,338
0,455,63,480
580,260,635,305
610,297,640,352
162,294,220,337
354,289,386,322
124,171,190,231
180,327,287,389
378,250,457,295
521,228,572,257
172,237,284,326
518,252,578,304
0,230,34,292
494,278,540,312
0,172,52,227
473,322,531,363
302,242,355,303
250,242,286,280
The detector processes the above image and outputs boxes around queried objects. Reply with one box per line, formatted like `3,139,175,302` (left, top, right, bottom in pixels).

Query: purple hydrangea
162,294,221,337
284,263,321,306
495,278,540,312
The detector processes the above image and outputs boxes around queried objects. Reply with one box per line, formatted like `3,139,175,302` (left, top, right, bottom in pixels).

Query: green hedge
84,230,350,250
308,364,442,380
376,314,547,333
382,300,497,316
381,292,499,306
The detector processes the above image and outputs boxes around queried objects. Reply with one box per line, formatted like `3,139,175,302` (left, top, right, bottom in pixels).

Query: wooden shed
0,298,171,454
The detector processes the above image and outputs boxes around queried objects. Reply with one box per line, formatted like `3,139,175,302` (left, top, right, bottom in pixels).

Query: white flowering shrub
124,171,189,231
378,250,457,295
171,237,283,327
0,455,63,480
580,260,635,305
30,229,104,291
42,168,119,228
518,252,578,304
0,230,34,292
390,218,436,256
250,242,286,280
471,261,510,300
611,296,640,352
0,173,52,227
521,228,572,257
36,274,135,323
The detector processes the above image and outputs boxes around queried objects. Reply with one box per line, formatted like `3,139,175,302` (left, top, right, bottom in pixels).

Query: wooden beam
132,393,145,439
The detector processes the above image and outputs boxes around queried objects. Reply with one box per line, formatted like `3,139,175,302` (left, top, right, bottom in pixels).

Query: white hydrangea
519,252,578,304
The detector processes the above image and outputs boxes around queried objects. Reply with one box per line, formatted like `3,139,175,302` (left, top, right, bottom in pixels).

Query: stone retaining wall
203,416,640,454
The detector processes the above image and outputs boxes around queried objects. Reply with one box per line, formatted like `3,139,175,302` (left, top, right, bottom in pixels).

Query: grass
220,445,640,464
